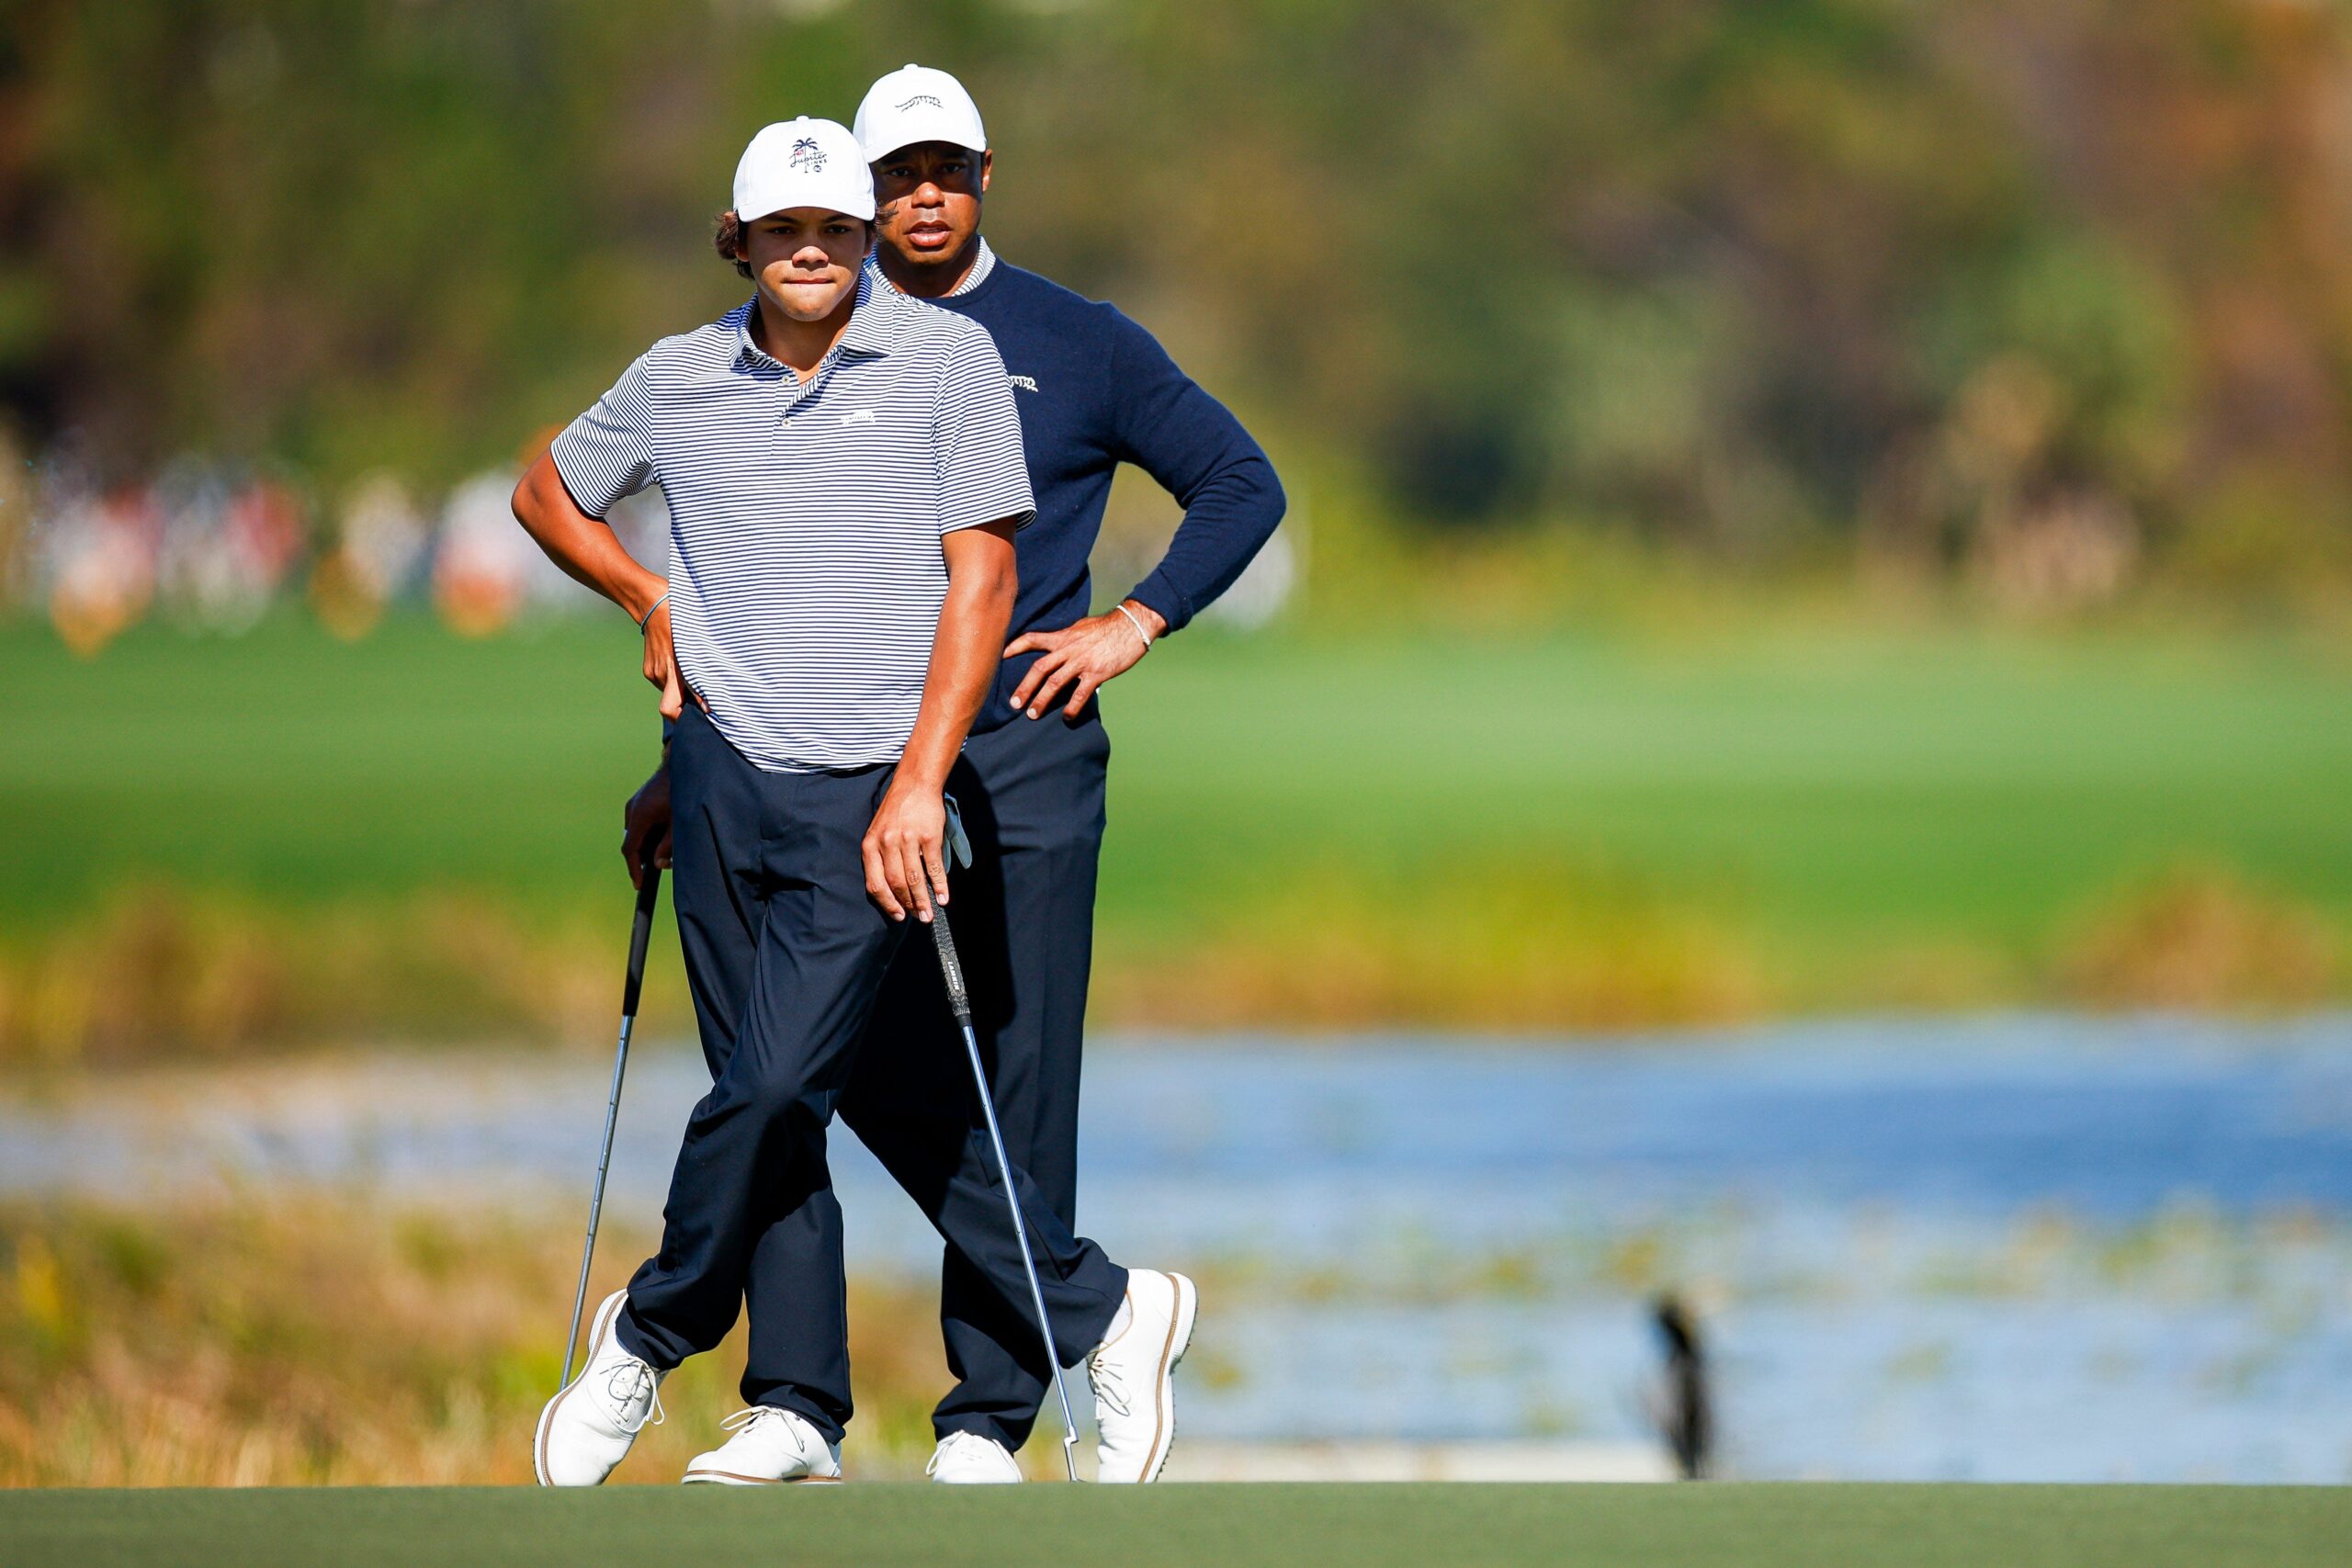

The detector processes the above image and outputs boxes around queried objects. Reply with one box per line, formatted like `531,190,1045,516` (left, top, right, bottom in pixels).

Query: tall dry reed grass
2061,863,2341,1010
0,1193,968,1486
0,862,2339,1069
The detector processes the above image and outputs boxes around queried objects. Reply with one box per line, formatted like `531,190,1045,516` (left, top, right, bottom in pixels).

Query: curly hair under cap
713,210,752,279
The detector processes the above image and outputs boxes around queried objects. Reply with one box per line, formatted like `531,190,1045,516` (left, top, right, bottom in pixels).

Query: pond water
5,1013,2347,1483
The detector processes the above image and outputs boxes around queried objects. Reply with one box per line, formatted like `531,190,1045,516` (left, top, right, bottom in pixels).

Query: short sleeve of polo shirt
548,354,658,520
931,325,1035,535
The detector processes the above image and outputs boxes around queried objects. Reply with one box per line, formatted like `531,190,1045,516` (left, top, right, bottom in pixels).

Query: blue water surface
4,1013,2346,1482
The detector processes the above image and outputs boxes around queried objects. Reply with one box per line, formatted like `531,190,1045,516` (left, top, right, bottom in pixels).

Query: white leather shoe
1086,1269,1197,1483
682,1405,842,1485
927,1430,1023,1483
535,1290,665,1486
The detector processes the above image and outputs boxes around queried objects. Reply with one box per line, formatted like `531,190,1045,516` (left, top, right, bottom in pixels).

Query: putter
930,796,1084,1481
559,856,664,1391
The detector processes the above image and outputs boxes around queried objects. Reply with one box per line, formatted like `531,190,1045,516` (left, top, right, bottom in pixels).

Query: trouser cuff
1051,1260,1129,1365
612,1303,682,1373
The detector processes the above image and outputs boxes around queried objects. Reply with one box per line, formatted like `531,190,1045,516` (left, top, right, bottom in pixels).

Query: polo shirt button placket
783,353,842,427
802,355,842,421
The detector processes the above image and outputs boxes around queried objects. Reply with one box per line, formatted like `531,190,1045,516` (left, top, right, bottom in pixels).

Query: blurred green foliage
6,0,2352,602
0,615,2345,1060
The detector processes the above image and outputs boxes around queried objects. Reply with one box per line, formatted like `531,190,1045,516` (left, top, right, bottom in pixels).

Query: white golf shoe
1086,1269,1197,1483
535,1290,666,1486
926,1430,1023,1484
682,1405,842,1485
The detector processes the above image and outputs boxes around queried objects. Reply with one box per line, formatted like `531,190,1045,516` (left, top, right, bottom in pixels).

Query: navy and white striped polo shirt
551,272,1035,773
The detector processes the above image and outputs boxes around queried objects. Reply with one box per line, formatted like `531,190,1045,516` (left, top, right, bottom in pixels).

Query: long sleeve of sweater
1102,310,1286,633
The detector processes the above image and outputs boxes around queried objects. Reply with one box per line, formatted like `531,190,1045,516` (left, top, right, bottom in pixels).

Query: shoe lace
926,1431,1001,1477
604,1359,664,1435
718,1405,803,1450
1086,1344,1132,1418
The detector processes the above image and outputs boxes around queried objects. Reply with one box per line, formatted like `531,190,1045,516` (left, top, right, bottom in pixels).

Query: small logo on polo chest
841,408,876,425
1008,375,1039,392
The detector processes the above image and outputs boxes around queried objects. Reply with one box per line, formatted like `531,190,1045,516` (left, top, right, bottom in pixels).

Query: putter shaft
931,907,1084,1481
560,863,663,1391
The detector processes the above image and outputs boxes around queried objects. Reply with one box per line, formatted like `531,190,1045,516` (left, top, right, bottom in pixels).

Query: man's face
871,141,991,270
738,207,871,321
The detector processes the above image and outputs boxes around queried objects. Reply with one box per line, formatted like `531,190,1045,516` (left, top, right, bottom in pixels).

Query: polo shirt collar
731,270,898,371
834,268,902,356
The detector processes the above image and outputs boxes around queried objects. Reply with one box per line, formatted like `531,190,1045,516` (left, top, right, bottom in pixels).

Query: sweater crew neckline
867,239,1008,307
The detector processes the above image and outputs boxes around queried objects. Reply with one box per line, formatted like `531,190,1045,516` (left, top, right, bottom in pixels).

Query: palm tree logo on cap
788,137,826,174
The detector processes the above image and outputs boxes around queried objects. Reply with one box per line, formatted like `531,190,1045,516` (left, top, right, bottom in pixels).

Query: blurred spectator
44,481,158,657
0,433,30,612
152,462,309,634
311,472,430,639
431,468,535,637
150,458,232,629
430,428,616,636
12,445,670,647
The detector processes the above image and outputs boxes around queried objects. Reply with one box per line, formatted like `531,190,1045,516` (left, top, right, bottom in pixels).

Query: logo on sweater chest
1008,374,1039,392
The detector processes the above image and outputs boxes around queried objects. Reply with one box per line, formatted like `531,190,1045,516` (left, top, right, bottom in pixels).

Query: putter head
943,793,974,871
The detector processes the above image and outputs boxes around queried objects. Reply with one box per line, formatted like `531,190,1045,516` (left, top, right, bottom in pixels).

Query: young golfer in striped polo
513,117,1188,1486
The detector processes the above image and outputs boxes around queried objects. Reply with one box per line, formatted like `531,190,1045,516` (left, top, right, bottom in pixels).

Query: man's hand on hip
1004,600,1167,720
622,762,673,890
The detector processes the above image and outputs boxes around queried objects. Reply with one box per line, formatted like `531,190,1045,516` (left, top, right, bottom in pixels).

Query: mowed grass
3,1482,2346,1568
2,614,2349,1049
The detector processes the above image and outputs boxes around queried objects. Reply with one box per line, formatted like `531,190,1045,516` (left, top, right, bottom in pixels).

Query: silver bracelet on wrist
1114,602,1154,650
637,589,672,632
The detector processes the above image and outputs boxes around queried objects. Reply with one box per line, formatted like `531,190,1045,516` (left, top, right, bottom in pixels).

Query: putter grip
619,863,662,1019
931,908,973,1023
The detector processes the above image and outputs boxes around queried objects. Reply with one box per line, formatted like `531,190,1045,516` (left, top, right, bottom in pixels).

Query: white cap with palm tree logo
732,117,875,222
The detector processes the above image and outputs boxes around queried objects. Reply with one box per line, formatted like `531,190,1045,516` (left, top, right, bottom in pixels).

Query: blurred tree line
6,0,2352,604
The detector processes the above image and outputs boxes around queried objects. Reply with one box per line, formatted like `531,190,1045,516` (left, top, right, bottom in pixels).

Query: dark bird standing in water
1653,1294,1713,1479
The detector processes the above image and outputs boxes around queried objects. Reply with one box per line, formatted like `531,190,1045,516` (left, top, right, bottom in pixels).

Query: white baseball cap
732,117,875,223
854,63,987,162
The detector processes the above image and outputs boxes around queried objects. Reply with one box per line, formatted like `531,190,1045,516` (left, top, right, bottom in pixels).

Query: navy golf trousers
752,705,1116,1450
612,705,1127,1442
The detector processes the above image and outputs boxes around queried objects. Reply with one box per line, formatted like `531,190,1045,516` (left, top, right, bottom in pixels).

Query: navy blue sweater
928,257,1286,732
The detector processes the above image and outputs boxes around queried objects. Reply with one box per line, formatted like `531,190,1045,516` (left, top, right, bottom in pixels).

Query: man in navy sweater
621,65,1284,1482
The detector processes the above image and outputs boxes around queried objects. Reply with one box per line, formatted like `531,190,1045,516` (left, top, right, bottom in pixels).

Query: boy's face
738,207,872,321
870,141,990,274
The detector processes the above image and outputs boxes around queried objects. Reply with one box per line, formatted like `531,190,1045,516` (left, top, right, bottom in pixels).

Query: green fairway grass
4,614,2348,1047
3,1483,2345,1568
